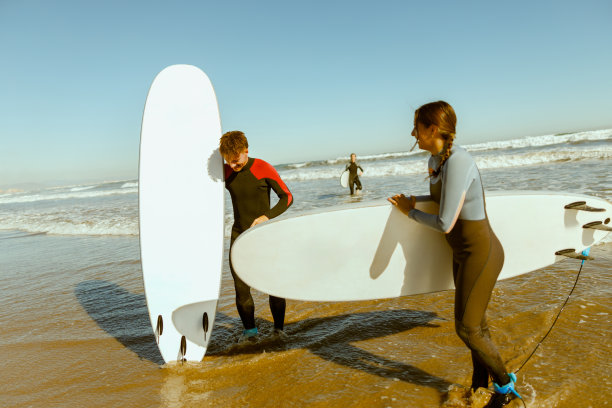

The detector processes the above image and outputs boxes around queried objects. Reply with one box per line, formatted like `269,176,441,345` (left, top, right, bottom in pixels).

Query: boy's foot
237,327,258,343
272,328,289,341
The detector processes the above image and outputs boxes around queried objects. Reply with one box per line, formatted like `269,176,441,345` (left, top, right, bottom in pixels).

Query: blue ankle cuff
494,373,522,399
243,327,258,336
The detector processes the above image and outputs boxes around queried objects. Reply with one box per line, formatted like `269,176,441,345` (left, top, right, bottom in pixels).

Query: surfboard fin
555,248,594,261
564,201,605,212
179,335,187,363
582,221,612,232
155,315,163,344
202,312,209,342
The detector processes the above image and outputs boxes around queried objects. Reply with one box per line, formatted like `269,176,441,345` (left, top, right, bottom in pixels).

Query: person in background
388,101,521,408
219,130,293,341
345,153,364,195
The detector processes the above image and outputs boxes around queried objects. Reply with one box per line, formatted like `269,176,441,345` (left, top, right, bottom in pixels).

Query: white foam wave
0,186,138,204
279,144,611,181
0,212,138,236
121,182,138,189
315,129,612,165
466,129,612,152
70,185,96,192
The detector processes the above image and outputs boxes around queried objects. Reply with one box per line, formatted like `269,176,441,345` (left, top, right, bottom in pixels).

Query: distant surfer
345,153,364,195
388,101,521,407
220,130,293,341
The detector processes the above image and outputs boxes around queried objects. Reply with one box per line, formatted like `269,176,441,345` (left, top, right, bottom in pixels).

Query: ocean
1,129,611,407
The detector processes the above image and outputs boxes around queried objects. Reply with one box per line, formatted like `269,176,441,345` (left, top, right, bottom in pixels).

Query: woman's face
411,122,443,154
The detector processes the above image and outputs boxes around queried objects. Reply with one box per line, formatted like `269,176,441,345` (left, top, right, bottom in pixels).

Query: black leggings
446,218,510,389
230,231,286,330
349,175,362,195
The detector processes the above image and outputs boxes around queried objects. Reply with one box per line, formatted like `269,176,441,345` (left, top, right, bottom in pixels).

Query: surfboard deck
139,64,224,363
231,191,611,302
340,170,349,188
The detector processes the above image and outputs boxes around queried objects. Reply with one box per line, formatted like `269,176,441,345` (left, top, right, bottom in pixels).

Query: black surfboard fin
555,248,594,261
564,201,605,212
179,335,187,363
155,315,163,344
583,221,612,232
202,312,209,342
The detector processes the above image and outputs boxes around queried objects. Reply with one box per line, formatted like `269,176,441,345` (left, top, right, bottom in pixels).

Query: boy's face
223,148,249,172
351,154,356,162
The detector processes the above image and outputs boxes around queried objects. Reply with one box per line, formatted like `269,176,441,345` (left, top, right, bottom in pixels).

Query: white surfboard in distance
231,191,611,302
139,65,224,363
340,170,349,188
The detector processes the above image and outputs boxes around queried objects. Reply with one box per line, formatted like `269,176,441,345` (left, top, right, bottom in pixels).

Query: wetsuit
225,157,293,330
408,145,510,389
345,162,363,194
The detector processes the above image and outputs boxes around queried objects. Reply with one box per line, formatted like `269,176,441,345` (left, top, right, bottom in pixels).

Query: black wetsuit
225,157,293,330
408,146,510,389
345,162,363,195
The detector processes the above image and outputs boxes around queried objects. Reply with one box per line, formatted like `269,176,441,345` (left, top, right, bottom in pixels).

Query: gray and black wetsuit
408,145,510,389
345,162,363,194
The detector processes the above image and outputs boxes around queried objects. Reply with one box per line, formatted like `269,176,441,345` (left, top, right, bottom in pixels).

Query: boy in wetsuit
219,130,293,340
345,153,364,195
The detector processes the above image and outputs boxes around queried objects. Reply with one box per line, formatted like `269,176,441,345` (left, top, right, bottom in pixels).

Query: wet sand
1,231,610,407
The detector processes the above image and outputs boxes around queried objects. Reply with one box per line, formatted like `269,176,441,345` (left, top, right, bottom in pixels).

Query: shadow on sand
75,279,164,365
208,309,451,392
76,279,450,391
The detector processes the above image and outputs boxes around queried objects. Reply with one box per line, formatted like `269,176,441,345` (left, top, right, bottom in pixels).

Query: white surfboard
231,191,611,301
139,65,224,363
340,170,349,188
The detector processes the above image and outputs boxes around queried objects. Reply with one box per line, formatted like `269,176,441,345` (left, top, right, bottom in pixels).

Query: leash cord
515,259,585,374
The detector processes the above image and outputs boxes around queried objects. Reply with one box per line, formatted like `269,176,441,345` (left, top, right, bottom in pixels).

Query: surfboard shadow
370,206,453,296
207,309,451,392
75,280,164,365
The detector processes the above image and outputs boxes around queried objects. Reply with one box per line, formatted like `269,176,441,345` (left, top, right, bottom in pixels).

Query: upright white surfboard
231,191,611,301
139,65,224,363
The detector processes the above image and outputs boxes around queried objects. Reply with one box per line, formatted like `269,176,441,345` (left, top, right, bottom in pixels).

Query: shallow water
1,232,610,407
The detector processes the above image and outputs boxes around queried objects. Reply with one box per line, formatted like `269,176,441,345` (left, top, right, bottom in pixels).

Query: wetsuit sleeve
251,159,293,219
413,195,431,202
358,165,364,172
408,153,476,233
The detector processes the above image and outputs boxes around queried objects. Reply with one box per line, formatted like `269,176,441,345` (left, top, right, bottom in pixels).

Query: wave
466,129,612,152
0,214,139,236
279,143,612,181
70,185,97,192
0,206,236,238
0,185,138,204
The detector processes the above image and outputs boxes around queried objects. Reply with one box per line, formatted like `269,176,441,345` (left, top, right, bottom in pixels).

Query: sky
1,0,611,189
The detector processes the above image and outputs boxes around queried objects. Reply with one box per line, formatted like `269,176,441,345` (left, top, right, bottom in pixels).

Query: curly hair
219,130,249,157
414,101,456,177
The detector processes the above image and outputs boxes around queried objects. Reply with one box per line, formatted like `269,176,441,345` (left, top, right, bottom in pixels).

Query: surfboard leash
514,247,591,375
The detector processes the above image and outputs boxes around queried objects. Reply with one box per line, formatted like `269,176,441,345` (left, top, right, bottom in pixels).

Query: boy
219,130,293,340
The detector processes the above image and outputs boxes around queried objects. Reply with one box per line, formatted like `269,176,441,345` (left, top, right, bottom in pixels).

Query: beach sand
1,230,610,407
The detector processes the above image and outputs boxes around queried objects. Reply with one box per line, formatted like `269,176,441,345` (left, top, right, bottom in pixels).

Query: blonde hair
414,101,456,177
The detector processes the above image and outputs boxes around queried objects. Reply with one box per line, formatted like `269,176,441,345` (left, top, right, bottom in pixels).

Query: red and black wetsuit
226,157,293,330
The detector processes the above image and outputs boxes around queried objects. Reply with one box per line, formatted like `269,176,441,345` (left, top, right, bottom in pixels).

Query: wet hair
219,130,249,157
414,101,456,177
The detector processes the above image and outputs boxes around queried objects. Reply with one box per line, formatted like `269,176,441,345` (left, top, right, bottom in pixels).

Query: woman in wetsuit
388,101,521,407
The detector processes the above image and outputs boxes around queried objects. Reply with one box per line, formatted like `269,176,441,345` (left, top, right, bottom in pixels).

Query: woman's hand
387,194,416,216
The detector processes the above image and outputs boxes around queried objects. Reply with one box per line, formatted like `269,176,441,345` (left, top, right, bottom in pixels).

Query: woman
388,101,521,406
